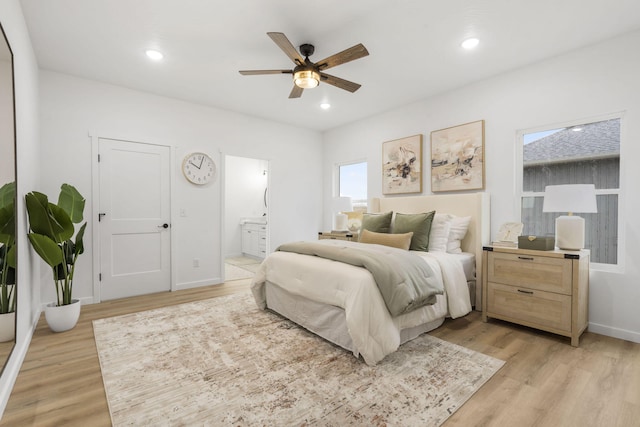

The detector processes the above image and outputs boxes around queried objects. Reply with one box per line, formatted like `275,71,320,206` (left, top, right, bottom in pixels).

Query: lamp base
334,213,348,232
555,215,585,250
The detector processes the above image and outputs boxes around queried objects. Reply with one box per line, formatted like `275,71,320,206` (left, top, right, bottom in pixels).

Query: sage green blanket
276,241,443,316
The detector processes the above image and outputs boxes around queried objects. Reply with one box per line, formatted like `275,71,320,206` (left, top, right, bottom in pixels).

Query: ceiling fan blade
239,69,292,75
320,73,361,93
288,85,304,98
267,32,305,66
315,44,369,71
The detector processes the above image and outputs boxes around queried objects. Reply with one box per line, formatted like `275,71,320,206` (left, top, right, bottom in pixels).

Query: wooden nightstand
482,246,589,346
318,231,358,242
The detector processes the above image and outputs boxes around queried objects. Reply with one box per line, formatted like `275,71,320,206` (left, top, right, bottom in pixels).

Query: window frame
515,112,625,273
334,159,368,211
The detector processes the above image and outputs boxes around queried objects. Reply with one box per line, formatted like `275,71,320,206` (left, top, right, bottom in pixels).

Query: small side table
318,231,358,242
482,245,589,346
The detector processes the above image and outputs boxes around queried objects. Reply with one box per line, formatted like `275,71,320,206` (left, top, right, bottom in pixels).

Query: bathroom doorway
224,155,269,281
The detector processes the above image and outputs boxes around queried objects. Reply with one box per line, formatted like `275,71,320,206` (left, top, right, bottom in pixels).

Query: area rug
93,292,504,426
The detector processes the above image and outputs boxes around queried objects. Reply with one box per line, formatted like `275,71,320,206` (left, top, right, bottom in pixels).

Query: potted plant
0,182,16,341
25,184,87,332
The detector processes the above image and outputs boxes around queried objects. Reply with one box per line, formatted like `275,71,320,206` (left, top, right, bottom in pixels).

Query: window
518,116,621,266
338,161,367,211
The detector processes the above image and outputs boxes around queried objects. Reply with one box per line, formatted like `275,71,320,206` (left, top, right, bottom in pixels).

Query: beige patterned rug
93,292,503,426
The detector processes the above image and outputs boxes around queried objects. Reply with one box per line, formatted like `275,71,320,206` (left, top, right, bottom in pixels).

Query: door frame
90,131,176,303
221,153,271,276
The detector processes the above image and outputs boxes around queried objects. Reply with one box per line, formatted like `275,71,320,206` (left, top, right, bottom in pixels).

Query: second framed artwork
382,134,423,195
430,120,485,192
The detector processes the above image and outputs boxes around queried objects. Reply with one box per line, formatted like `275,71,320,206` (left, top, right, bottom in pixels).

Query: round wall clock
182,152,216,185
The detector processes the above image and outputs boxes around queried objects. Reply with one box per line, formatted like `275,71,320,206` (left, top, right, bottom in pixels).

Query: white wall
39,70,323,301
224,155,269,257
0,0,41,416
323,30,640,343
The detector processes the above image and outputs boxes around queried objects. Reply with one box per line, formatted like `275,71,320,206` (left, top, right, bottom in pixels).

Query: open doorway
224,155,269,281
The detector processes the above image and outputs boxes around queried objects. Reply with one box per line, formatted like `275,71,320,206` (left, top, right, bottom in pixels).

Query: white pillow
447,216,471,254
428,213,452,252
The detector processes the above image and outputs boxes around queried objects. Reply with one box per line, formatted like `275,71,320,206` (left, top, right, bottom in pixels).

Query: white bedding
251,240,472,365
449,252,476,282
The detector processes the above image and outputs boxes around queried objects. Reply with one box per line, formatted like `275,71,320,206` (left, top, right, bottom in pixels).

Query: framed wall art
382,134,422,195
430,120,485,192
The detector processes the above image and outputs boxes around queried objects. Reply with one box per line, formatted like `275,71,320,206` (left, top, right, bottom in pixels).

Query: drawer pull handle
517,256,534,261
517,289,534,295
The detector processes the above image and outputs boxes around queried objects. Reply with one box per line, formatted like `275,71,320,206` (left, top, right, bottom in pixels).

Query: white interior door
98,138,171,300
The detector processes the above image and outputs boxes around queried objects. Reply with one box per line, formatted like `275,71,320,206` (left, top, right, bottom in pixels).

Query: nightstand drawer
487,252,572,295
487,282,571,333
318,232,358,242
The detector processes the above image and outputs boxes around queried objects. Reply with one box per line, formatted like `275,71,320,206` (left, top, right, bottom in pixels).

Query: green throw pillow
360,211,393,236
393,211,435,251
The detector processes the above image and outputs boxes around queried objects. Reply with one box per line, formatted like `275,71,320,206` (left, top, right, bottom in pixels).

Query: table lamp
332,197,352,232
542,184,597,250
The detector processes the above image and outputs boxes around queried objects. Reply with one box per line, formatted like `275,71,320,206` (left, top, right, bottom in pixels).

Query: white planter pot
0,312,15,342
45,299,81,333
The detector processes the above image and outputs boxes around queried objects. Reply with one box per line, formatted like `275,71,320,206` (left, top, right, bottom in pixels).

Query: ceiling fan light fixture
294,70,320,89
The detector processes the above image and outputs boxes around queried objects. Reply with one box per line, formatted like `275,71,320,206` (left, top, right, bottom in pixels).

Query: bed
251,193,490,365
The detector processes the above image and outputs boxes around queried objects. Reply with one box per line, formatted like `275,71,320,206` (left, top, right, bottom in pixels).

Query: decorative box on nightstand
482,245,589,346
318,231,358,242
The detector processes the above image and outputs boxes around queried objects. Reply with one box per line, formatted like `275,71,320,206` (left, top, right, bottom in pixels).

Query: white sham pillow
446,215,471,254
428,213,452,252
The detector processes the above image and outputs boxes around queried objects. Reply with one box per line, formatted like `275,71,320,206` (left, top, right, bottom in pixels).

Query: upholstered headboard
371,192,490,308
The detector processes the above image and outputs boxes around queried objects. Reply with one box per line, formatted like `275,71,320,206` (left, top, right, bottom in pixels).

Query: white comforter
251,240,472,365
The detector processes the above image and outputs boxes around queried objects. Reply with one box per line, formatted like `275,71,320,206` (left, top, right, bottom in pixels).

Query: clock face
182,152,216,185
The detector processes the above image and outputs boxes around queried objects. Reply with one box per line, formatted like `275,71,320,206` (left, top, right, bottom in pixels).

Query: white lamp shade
332,197,353,213
542,184,597,214
543,184,597,250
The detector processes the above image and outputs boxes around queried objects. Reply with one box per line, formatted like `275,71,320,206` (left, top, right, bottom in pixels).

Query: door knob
158,223,169,229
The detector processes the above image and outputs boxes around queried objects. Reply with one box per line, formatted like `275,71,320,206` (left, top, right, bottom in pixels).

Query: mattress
252,241,473,365
264,281,446,355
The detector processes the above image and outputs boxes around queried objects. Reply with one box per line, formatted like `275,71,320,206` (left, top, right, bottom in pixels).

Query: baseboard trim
174,278,223,291
588,322,640,344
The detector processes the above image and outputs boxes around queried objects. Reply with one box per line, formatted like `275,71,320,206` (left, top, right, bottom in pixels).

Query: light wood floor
1,279,639,426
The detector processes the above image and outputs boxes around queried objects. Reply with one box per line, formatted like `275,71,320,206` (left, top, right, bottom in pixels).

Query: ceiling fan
239,32,369,99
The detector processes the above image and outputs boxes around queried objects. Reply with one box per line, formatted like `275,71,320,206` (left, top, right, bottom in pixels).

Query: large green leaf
74,222,87,256
25,192,73,243
0,182,15,211
47,203,73,242
0,204,15,245
58,184,85,224
27,233,63,268
25,192,55,236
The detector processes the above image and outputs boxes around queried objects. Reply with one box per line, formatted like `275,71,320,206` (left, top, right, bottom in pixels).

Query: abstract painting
382,134,422,195
430,120,485,192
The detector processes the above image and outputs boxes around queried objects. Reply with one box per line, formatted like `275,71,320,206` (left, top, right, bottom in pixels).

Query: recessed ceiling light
320,103,331,110
461,38,479,50
145,49,164,61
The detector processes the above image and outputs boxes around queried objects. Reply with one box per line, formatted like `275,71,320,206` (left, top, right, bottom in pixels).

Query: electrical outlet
193,258,200,268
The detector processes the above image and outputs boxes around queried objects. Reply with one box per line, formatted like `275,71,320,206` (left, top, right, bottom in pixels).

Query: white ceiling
19,0,640,132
